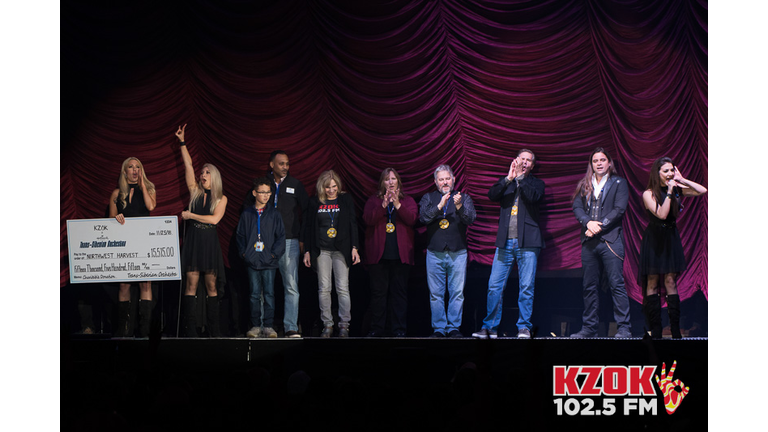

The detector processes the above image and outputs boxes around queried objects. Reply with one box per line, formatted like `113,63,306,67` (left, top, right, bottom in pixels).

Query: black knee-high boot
138,300,153,338
667,294,682,339
182,295,198,337
115,301,131,337
206,296,221,338
643,294,662,338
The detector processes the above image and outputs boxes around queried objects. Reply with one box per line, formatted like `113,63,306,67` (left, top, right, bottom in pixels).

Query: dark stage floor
62,335,707,431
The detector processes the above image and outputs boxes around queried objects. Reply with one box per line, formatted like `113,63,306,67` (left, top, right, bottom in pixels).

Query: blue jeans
247,267,276,328
426,249,467,334
483,238,540,331
279,239,300,332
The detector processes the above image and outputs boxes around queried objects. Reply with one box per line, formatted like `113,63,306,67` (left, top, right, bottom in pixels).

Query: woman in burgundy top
362,168,418,337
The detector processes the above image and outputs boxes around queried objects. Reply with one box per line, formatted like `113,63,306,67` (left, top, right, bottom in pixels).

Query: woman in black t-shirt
302,170,360,337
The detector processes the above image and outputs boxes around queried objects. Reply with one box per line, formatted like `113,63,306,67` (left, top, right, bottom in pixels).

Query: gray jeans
317,250,351,327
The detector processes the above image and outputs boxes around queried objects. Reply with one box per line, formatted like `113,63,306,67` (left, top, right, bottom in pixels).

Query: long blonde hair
189,163,224,213
315,170,344,204
117,157,155,209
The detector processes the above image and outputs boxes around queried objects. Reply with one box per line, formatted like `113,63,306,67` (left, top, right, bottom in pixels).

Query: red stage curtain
61,0,708,303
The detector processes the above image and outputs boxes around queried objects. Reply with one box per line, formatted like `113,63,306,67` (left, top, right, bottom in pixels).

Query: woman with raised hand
302,170,360,337
639,157,706,338
175,124,228,337
108,157,157,337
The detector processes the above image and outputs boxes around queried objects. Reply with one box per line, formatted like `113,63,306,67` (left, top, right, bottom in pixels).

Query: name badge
286,187,295,194
255,242,265,252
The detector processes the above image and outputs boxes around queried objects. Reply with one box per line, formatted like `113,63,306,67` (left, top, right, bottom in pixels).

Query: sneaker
570,328,597,338
516,328,531,339
429,331,445,338
285,331,301,338
263,327,278,338
471,328,497,339
393,331,406,338
338,327,349,338
246,327,262,338
614,327,632,338
320,326,334,338
366,331,383,338
448,330,463,338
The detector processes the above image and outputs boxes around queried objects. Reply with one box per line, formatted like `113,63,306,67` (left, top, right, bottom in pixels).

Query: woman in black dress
108,157,157,337
639,157,706,338
175,124,228,337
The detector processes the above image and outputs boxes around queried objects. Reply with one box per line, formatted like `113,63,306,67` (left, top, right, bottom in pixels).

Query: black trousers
367,259,411,334
580,239,630,332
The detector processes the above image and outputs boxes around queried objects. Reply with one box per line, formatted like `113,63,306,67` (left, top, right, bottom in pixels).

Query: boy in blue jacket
237,177,286,338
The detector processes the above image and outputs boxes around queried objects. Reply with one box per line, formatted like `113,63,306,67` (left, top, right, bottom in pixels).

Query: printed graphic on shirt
318,204,339,214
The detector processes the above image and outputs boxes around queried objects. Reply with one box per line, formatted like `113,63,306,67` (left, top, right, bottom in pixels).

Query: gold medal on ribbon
510,205,518,216
439,219,450,229
327,227,337,238
386,222,395,233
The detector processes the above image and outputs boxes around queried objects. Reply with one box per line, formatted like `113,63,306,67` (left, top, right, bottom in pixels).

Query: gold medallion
386,222,395,233
439,219,450,229
510,205,518,216
327,227,337,238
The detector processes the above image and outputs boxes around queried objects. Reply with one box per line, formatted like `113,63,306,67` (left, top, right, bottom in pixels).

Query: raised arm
176,124,197,193
673,166,707,197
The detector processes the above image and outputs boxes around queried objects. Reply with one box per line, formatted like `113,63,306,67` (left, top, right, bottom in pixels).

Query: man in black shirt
267,151,309,337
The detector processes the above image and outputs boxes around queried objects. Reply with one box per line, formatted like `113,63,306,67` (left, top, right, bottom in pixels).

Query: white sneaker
246,326,262,338
263,327,278,338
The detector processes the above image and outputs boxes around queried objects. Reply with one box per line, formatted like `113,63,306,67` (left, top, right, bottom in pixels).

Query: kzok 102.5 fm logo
552,361,690,416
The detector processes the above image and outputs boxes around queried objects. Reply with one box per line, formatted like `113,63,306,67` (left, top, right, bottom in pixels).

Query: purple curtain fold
61,0,708,303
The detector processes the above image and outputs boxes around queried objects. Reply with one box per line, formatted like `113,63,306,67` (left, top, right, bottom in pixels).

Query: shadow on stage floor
62,334,707,431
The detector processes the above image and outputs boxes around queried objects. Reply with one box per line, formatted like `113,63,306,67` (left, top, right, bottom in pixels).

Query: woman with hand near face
175,124,228,337
108,157,157,337
302,170,360,337
362,168,417,337
639,157,707,338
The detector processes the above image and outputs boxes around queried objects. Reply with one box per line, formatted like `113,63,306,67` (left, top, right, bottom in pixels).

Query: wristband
179,141,186,147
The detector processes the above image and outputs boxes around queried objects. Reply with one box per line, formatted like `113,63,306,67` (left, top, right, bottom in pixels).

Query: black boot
667,294,682,339
206,296,221,338
643,294,662,338
181,295,198,337
115,301,131,337
138,300,153,338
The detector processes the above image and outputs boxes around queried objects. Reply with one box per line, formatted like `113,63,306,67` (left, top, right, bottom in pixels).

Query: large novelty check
67,216,182,283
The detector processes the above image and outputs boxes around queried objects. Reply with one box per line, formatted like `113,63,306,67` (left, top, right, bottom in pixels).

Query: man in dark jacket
267,151,309,338
419,164,476,338
472,149,544,339
569,148,631,338
237,177,286,338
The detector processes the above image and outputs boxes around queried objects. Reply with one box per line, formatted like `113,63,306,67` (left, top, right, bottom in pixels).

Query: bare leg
186,271,200,296
139,281,152,300
664,273,681,338
663,273,678,295
118,283,131,302
204,273,218,297
645,275,659,296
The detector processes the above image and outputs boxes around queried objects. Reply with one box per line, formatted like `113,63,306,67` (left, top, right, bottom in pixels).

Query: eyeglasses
255,191,271,195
